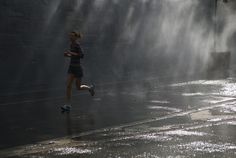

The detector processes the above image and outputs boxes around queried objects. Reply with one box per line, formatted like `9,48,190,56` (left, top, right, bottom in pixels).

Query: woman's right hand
64,51,71,57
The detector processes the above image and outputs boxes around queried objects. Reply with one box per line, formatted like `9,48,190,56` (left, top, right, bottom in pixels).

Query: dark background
0,0,236,150
0,0,236,90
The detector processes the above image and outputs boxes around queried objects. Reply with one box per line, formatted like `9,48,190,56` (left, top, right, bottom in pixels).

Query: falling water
0,0,236,86
67,0,236,81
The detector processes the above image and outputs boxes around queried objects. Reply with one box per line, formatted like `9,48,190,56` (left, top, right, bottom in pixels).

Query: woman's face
69,32,78,41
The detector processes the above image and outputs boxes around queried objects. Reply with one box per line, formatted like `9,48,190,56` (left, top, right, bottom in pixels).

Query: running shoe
61,104,71,111
89,84,95,96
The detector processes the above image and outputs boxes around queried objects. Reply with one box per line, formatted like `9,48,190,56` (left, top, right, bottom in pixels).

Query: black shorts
68,65,83,79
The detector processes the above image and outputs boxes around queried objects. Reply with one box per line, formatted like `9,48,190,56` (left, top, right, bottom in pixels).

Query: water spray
207,0,231,78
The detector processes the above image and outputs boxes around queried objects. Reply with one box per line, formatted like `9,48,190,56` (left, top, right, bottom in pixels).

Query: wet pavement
0,77,236,157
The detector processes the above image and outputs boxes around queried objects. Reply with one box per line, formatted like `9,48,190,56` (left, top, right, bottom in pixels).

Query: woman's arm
64,51,84,58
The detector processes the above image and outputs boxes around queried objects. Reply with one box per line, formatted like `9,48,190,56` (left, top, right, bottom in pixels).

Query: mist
0,0,236,89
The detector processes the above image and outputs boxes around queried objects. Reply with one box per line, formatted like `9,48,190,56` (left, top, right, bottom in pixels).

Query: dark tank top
70,42,83,65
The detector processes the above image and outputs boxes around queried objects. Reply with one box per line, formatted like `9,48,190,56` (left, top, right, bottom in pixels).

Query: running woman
61,31,95,111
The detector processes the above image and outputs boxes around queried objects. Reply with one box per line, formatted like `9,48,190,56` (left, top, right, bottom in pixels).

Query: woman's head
69,31,82,41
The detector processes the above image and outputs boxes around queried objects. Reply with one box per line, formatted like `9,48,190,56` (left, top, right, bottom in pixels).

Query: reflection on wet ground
0,78,236,157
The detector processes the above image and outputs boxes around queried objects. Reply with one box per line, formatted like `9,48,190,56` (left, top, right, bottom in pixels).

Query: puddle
220,83,236,96
134,153,185,158
182,92,205,96
221,102,236,113
226,121,236,125
170,80,228,87
134,133,173,142
108,131,174,143
170,80,206,87
148,105,182,112
176,141,236,153
202,96,235,104
190,110,213,121
207,115,236,122
149,100,170,104
208,118,224,122
53,147,96,155
171,79,236,98
164,130,207,136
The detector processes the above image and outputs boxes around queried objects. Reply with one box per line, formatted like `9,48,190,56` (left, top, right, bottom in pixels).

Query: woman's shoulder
71,42,81,48
75,42,82,48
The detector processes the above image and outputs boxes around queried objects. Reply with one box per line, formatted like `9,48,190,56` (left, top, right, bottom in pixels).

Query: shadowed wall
0,0,236,89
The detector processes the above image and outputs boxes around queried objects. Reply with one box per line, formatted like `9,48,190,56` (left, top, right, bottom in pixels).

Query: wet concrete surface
0,78,236,157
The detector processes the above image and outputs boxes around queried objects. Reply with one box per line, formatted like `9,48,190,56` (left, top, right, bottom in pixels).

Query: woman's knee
75,80,82,90
76,84,82,90
77,87,82,90
67,83,73,90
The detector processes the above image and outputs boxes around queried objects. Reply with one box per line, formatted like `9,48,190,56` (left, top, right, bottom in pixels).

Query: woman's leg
76,78,95,96
75,78,90,90
66,74,75,104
